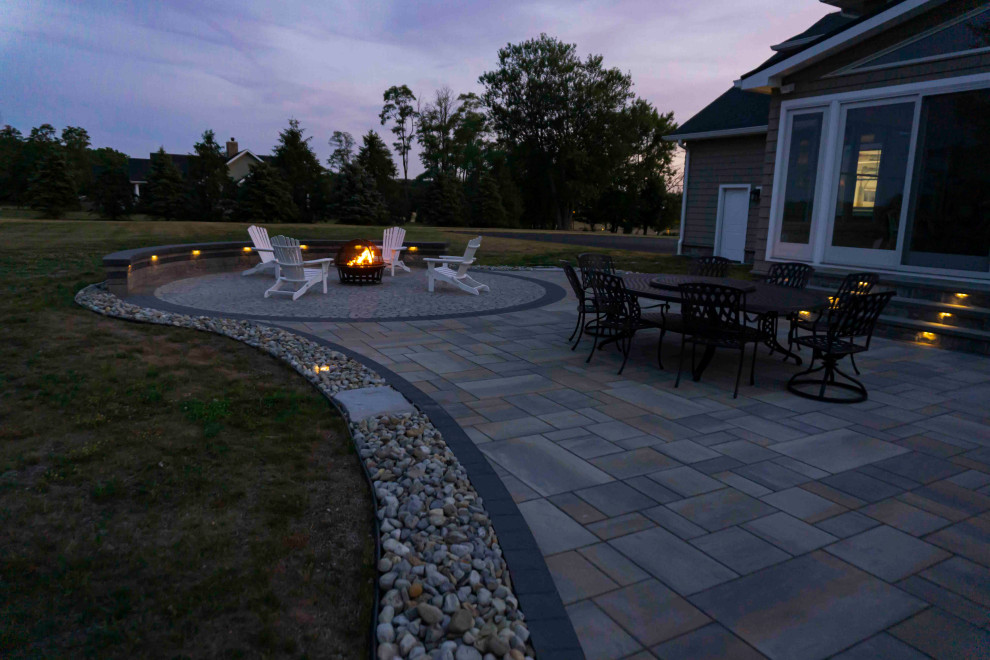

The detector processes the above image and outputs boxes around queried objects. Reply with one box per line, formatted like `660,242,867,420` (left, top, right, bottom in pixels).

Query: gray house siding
682,134,765,261
751,0,990,274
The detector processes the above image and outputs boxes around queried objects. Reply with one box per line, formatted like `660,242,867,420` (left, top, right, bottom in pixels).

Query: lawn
0,217,378,657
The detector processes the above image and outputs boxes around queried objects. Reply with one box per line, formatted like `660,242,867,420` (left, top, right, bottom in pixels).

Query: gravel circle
154,269,547,321
75,282,536,660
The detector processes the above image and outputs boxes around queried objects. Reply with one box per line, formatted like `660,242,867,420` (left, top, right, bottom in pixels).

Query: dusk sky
1,1,829,174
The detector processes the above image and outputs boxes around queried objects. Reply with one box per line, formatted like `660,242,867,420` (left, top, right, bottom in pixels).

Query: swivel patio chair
561,260,598,350
789,271,879,373
675,282,763,398
264,235,333,300
690,256,732,278
577,253,615,289
787,289,894,403
585,270,666,375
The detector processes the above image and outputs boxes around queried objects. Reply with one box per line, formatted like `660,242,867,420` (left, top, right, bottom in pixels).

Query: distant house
667,0,990,282
128,138,271,197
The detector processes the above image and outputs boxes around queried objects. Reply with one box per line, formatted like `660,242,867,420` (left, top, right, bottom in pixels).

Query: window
850,8,990,72
902,88,990,272
778,113,823,245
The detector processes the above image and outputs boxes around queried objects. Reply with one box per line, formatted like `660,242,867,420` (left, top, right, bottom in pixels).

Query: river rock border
75,282,548,660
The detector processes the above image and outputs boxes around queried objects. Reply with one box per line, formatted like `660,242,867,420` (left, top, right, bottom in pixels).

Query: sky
0,1,829,175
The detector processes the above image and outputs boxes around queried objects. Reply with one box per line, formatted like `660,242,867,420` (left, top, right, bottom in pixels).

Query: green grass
0,216,377,657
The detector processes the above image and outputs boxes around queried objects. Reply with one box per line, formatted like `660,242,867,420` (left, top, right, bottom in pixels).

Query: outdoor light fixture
301,244,308,250
151,255,158,261
920,332,937,341
749,188,761,205
192,250,201,256
939,312,952,321
313,365,331,373
409,246,418,251
956,293,969,299
243,246,251,252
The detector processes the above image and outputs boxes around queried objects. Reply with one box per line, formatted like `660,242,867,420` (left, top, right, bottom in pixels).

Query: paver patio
153,269,990,659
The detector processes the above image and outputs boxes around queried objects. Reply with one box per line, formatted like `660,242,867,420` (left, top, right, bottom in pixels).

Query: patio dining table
622,272,831,379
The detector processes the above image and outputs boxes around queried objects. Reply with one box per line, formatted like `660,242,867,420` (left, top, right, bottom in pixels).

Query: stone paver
159,268,990,659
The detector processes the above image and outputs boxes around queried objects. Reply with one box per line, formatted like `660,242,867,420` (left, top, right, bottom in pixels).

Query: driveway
457,230,679,254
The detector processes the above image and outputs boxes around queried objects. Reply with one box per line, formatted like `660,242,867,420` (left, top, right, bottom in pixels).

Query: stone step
876,315,990,356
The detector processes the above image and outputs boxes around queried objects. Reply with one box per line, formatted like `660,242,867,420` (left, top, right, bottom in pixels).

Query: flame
347,246,376,266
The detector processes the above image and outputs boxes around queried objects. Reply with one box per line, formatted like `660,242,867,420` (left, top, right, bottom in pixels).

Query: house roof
663,87,771,142
128,150,270,183
738,0,931,90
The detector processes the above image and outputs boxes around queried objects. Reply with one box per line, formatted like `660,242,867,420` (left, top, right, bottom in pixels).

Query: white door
716,186,750,263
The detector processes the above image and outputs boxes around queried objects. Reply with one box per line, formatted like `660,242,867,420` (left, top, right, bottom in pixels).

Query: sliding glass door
901,89,990,272
772,110,827,260
824,100,916,267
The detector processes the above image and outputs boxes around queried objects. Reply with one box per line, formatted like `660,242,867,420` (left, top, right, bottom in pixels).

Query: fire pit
336,239,385,285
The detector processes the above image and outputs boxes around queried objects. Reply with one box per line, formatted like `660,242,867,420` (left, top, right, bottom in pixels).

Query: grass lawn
0,217,377,657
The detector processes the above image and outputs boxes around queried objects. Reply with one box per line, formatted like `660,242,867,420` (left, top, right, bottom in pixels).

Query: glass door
824,100,917,268
772,109,827,261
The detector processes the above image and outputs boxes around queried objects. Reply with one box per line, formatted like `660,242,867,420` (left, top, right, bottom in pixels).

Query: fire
347,246,376,266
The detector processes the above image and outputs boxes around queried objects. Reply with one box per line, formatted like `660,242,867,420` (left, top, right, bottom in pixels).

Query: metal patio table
622,273,831,379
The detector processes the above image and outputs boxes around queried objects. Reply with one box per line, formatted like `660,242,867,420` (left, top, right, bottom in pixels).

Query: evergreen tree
356,131,397,195
470,171,507,227
272,119,326,222
422,173,465,227
61,126,92,195
90,148,133,220
237,162,298,223
331,163,388,225
143,147,186,220
187,129,230,221
27,150,77,218
0,126,24,204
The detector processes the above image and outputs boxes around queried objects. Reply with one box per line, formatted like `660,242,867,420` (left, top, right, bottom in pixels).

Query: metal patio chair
689,256,732,278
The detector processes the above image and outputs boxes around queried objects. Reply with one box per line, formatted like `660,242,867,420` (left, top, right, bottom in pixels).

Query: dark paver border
267,324,586,660
126,270,567,324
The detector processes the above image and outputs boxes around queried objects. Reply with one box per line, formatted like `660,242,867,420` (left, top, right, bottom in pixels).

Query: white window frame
714,184,751,263
765,72,990,281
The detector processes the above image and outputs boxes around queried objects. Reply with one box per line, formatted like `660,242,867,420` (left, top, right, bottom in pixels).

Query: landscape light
409,246,418,251
243,246,251,252
920,332,936,341
151,255,158,261
301,244,308,250
192,250,201,256
939,312,952,321
956,293,969,299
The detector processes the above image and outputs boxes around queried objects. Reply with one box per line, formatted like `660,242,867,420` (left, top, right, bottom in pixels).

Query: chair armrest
423,257,475,266
254,247,273,253
303,258,334,265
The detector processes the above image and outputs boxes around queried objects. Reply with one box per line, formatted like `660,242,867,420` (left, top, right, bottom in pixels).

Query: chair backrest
270,235,304,280
831,272,880,309
577,253,615,288
689,256,732,278
560,261,585,300
588,270,639,325
382,226,406,262
453,237,482,276
248,225,274,263
765,262,814,289
679,282,747,341
827,289,894,346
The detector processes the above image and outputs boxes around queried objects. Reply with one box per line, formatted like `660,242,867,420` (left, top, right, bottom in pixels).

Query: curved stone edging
75,282,583,660
126,271,567,324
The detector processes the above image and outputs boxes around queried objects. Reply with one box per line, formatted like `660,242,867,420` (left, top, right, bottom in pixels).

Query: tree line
0,34,681,233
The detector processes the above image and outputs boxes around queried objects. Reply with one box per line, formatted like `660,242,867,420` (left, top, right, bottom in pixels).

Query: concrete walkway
192,270,990,659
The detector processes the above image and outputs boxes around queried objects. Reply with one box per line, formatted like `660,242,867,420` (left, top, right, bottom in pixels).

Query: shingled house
127,138,270,198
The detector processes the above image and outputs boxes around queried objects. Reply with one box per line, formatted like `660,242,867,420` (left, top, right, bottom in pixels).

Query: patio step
875,315,990,355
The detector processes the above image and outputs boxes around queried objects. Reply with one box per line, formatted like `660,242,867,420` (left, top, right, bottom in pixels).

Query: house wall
752,0,990,274
681,134,766,261
227,155,258,182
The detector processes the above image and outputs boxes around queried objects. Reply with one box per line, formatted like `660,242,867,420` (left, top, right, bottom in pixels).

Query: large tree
356,130,397,196
90,148,133,220
417,86,459,178
379,85,417,184
0,126,24,203
327,130,355,173
479,34,635,229
237,161,297,223
451,93,490,180
187,129,230,221
272,119,327,222
143,147,186,220
27,150,77,218
330,162,388,225
61,125,92,195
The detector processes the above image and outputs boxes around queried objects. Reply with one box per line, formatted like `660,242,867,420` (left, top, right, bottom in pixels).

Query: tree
417,86,459,177
187,129,230,221
238,161,298,223
90,148,133,219
327,130,355,173
469,170,508,227
0,125,24,203
479,34,635,229
272,119,327,222
421,173,465,227
27,150,77,218
330,162,388,225
379,85,418,183
61,126,92,195
452,93,490,180
143,147,186,220
356,131,397,195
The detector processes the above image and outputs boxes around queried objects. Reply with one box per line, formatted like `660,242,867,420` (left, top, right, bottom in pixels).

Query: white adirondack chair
264,235,333,300
424,236,490,295
242,225,278,277
380,226,411,276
